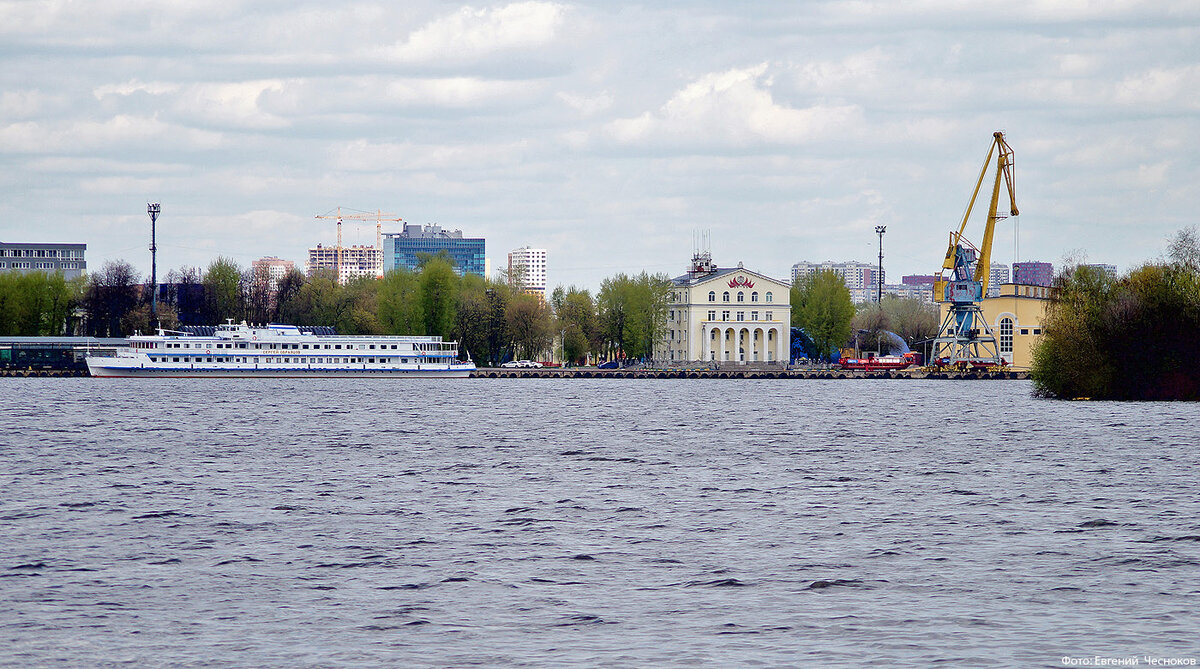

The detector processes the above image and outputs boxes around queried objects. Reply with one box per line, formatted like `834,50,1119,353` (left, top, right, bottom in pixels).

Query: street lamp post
148,203,160,331
875,225,886,303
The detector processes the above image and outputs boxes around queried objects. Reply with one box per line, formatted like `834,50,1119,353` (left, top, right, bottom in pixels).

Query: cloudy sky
2,0,1197,290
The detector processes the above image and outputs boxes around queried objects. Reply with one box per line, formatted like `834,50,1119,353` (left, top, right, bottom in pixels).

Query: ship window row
148,356,427,364
151,342,435,351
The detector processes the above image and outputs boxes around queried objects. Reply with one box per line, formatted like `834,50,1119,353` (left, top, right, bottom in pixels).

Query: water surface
1,378,1197,667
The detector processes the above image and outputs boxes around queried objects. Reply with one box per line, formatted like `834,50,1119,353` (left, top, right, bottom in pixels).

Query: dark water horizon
1,378,1197,668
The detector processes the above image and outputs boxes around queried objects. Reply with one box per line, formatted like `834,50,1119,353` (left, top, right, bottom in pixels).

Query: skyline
2,1,1197,291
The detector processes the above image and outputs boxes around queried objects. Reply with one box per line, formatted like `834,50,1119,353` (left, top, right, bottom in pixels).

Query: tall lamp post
875,225,886,303
148,203,160,332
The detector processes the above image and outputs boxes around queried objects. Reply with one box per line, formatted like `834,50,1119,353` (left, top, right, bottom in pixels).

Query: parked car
501,360,543,368
597,360,619,369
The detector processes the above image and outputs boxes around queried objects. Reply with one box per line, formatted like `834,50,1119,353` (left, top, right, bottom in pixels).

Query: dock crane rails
932,131,1018,369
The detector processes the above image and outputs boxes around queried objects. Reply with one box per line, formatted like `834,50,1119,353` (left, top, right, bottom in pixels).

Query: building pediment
678,268,789,291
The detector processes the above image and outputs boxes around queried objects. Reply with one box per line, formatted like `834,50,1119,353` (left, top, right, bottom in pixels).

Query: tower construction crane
932,131,1018,368
313,208,404,280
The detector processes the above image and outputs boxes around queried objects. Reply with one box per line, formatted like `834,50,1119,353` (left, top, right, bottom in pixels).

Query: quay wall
471,368,1028,380
0,367,1027,380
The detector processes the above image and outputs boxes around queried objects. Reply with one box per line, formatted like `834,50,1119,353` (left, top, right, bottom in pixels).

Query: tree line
0,254,678,367
3,258,940,365
789,269,939,361
1032,228,1200,400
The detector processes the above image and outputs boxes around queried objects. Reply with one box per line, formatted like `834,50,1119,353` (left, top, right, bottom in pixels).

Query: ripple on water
0,377,1197,667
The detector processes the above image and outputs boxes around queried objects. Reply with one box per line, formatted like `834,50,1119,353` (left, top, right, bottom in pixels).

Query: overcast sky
2,0,1197,290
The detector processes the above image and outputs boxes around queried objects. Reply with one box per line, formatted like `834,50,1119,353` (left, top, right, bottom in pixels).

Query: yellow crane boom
940,131,1018,295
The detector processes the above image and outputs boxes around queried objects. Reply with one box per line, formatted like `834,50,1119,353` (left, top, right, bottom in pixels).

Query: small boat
86,321,475,378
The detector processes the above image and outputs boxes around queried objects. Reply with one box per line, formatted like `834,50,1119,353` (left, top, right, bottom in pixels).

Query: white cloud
557,91,613,116
383,2,566,64
0,90,61,120
93,80,181,99
1114,66,1200,108
606,63,863,147
380,77,540,108
329,139,530,171
0,115,225,153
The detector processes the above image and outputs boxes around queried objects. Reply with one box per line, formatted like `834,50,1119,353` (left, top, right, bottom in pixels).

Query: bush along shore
1031,228,1200,401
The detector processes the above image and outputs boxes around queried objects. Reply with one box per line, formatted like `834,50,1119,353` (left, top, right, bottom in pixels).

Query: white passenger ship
86,322,475,378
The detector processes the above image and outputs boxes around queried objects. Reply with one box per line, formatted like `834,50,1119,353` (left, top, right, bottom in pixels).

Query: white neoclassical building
656,253,791,364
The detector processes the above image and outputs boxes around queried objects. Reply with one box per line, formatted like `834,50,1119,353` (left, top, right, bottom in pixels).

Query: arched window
765,292,773,303
722,291,730,302
751,292,759,302
708,291,715,302
999,318,1014,354
737,291,744,302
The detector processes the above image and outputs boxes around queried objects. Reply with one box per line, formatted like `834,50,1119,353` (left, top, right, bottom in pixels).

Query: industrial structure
932,131,1018,368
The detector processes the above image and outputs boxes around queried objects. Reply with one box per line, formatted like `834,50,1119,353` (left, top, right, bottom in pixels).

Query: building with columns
656,253,791,364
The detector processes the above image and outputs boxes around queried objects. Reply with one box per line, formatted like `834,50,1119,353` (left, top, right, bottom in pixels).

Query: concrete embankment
0,368,89,377
471,368,1028,380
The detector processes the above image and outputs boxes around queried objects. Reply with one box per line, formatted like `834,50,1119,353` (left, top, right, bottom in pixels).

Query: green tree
273,268,307,324
851,303,892,353
202,257,244,324
453,274,493,363
83,260,141,337
791,270,855,361
506,292,553,360
0,271,76,336
377,269,424,335
556,286,596,365
291,270,355,331
881,295,940,345
418,257,459,338
596,272,671,360
596,274,632,358
1032,230,1200,400
342,276,383,334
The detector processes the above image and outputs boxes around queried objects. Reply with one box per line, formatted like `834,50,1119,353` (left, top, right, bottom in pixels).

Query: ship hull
86,359,474,378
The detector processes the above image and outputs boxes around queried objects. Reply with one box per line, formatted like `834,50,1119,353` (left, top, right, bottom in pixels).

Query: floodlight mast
875,225,886,303
148,203,160,332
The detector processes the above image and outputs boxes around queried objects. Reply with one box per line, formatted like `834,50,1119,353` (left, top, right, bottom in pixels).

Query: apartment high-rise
251,257,295,293
791,260,883,302
306,244,383,284
1013,261,1054,287
507,246,547,295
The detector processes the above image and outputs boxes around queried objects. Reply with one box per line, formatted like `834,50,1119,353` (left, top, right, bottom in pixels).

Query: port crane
932,131,1018,368
313,208,404,279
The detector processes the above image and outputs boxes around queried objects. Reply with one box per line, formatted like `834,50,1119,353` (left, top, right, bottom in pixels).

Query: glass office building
383,224,485,276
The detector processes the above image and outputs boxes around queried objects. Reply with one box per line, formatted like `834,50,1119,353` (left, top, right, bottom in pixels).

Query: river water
1,378,1197,668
